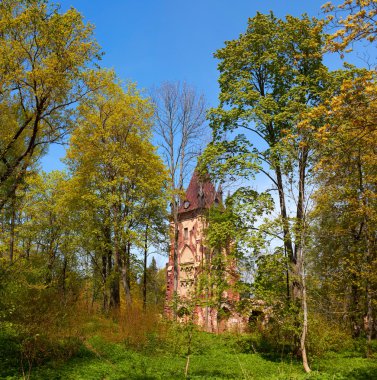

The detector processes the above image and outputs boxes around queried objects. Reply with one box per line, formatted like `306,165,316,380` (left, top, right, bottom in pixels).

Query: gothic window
184,227,188,240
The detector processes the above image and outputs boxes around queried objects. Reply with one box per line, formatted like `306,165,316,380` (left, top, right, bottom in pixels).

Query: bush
0,259,89,376
233,309,355,359
307,313,354,357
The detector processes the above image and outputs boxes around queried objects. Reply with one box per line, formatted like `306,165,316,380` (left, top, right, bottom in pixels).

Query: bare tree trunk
104,221,119,309
275,165,297,302
110,244,121,308
276,166,294,264
111,206,121,309
119,241,132,306
297,146,310,373
143,225,149,311
184,326,193,378
299,246,311,373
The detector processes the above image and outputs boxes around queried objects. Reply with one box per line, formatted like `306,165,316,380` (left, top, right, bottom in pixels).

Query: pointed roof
179,171,219,213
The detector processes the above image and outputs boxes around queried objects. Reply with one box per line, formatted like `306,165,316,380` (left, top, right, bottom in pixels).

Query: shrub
307,313,354,357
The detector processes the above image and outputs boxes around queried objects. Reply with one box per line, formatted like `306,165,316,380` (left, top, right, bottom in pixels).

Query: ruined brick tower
165,171,244,332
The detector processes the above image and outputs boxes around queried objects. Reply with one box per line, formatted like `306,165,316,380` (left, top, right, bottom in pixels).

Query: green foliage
198,135,260,183
253,250,288,302
0,0,101,208
2,329,375,380
65,74,168,309
0,257,86,377
202,188,275,300
307,314,354,358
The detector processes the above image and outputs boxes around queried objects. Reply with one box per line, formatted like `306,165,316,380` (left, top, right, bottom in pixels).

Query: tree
323,0,377,53
152,82,206,307
140,196,168,311
306,71,377,355
308,1,377,351
66,75,167,310
200,12,331,371
0,0,100,210
145,257,166,309
20,171,71,285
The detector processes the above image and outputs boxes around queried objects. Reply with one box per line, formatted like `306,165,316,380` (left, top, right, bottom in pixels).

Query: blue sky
42,0,352,172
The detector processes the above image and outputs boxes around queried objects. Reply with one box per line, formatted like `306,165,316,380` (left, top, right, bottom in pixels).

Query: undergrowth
1,303,377,380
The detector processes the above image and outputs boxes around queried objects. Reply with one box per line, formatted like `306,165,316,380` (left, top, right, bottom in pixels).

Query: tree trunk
9,200,15,263
276,166,294,262
297,146,310,372
143,225,149,311
110,264,120,309
350,279,361,337
102,253,108,311
121,242,132,305
299,246,311,373
357,151,375,356
275,165,298,301
110,238,121,309
106,221,119,309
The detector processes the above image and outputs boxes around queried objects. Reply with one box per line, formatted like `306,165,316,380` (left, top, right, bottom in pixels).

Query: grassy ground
2,332,376,380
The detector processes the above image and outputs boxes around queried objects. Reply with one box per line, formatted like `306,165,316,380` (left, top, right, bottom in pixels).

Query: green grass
2,332,376,380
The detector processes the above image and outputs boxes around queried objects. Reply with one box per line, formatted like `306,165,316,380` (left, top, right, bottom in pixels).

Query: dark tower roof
179,171,221,213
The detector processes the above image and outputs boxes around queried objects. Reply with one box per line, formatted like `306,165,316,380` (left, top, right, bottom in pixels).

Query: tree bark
121,242,132,305
143,225,149,311
275,165,297,301
299,245,311,373
111,206,121,308
297,146,310,372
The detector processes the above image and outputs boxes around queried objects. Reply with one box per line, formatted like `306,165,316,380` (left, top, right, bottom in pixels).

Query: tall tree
152,82,206,305
307,71,377,354
140,209,167,311
200,13,330,371
0,0,100,210
66,75,167,309
313,1,377,352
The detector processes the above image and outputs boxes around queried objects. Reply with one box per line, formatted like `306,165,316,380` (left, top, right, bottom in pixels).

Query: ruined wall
165,213,205,307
